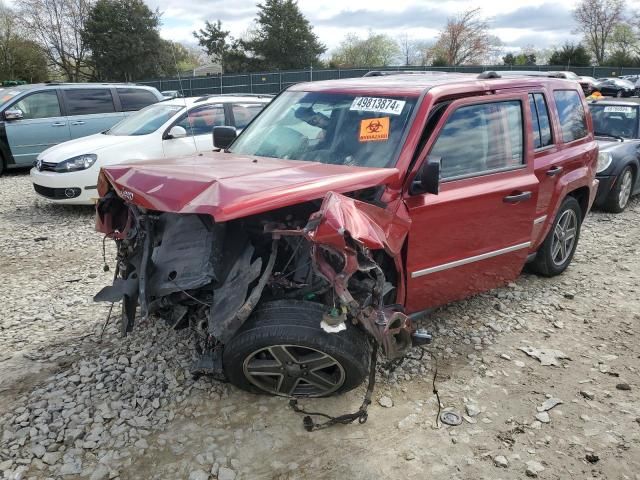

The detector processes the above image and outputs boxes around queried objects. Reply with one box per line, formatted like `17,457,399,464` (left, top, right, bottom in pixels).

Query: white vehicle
30,94,272,204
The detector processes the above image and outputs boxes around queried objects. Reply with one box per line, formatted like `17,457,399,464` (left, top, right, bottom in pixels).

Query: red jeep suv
94,72,598,398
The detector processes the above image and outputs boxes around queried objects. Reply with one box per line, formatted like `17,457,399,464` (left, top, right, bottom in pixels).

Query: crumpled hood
38,133,138,163
100,152,401,222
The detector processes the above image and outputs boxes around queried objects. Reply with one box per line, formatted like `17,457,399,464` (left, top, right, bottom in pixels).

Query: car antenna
170,44,199,154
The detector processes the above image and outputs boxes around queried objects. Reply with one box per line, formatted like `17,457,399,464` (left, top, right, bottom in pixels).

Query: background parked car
161,90,183,100
578,76,599,95
30,94,272,204
0,83,163,174
588,99,640,212
595,78,637,97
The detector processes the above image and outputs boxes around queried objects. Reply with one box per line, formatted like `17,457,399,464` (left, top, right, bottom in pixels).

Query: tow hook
411,328,432,346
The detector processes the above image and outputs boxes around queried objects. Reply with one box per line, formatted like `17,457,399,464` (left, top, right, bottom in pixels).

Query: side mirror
166,125,187,139
411,156,441,195
213,126,237,150
4,108,23,121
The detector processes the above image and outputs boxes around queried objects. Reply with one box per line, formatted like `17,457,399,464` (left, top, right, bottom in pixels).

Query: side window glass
12,91,61,119
63,89,115,115
534,93,553,147
529,94,542,149
232,103,265,129
431,100,523,180
175,104,225,136
117,88,159,111
553,90,587,142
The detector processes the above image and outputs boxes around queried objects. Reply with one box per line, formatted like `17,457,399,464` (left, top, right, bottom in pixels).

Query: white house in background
191,63,223,76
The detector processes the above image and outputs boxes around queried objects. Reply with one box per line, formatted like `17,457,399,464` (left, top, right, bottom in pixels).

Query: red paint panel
100,153,401,222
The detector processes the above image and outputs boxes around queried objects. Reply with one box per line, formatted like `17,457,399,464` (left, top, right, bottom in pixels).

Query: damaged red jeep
95,72,598,399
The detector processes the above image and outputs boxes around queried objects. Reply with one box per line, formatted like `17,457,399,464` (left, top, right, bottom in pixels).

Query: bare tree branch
16,0,92,80
573,0,625,65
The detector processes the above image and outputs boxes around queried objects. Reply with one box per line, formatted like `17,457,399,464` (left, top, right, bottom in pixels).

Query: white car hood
38,133,140,163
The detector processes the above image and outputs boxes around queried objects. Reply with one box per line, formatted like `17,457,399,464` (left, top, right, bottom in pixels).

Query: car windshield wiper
594,131,624,141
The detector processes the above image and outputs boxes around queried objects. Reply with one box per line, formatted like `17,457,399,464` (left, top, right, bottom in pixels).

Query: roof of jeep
288,72,579,96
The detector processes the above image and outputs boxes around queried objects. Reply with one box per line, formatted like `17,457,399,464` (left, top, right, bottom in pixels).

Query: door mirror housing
411,156,441,195
213,126,237,150
4,108,23,121
166,125,187,139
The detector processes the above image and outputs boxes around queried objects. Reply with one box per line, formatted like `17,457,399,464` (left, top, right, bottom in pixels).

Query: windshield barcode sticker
350,97,406,115
603,106,634,114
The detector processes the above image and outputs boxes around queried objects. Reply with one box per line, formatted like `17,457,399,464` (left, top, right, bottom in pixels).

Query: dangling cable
290,342,378,431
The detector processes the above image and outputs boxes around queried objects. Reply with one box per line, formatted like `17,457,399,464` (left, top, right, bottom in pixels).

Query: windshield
590,104,638,138
107,104,182,136
229,91,417,168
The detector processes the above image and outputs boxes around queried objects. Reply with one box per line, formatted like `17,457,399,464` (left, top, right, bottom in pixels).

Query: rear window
117,88,158,111
63,89,115,115
553,90,588,143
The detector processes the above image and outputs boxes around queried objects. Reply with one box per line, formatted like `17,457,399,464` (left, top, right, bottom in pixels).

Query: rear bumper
593,175,614,207
30,167,97,205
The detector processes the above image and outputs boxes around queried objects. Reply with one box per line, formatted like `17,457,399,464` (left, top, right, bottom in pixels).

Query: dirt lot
1,171,639,480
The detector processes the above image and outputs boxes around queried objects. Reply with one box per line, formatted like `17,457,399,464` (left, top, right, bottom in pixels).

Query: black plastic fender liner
93,278,139,303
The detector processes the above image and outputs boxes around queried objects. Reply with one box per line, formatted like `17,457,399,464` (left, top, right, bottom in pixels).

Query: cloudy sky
147,0,622,55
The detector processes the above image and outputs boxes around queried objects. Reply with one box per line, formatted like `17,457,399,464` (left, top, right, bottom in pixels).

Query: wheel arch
567,186,590,220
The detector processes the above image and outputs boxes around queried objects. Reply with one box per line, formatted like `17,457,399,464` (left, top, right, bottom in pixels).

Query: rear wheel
223,301,370,397
604,166,634,213
616,89,624,98
531,196,582,277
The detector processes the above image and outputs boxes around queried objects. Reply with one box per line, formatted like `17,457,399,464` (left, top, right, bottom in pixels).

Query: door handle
51,122,66,127
70,121,85,126
546,166,563,177
503,191,532,203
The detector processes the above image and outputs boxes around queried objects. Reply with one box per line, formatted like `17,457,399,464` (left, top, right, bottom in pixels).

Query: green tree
193,20,229,70
0,4,49,82
515,53,536,65
244,0,325,70
82,0,165,81
503,53,516,65
330,32,400,67
549,43,591,66
156,40,201,76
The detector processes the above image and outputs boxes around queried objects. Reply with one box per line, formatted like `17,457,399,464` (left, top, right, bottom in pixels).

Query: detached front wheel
223,301,370,397
531,196,582,277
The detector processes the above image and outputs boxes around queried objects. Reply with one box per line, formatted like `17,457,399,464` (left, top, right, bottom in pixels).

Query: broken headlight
56,154,97,172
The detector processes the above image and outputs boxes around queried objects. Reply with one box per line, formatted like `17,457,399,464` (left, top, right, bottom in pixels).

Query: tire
531,196,582,277
223,300,371,398
616,89,623,98
603,166,634,213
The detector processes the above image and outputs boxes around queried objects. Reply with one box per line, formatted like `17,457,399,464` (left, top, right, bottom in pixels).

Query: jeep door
3,89,71,166
403,94,539,312
61,88,124,139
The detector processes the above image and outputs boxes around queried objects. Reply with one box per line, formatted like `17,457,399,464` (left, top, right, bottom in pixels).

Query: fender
535,164,596,247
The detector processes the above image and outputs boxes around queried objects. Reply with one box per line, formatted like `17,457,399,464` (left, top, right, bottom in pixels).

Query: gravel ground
1,171,639,480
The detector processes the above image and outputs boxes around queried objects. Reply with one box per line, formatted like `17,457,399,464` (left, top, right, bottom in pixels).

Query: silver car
0,83,163,174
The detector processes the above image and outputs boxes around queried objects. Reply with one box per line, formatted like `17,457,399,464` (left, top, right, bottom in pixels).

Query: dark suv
93,72,598,398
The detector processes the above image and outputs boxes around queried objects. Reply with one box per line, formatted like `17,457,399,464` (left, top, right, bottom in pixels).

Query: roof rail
478,70,566,79
193,93,275,103
364,70,455,77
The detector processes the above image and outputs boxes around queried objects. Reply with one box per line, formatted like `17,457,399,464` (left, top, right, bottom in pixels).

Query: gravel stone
526,460,545,477
218,467,236,480
493,455,508,468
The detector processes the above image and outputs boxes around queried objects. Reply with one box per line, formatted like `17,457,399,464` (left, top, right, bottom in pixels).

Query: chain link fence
140,65,640,97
